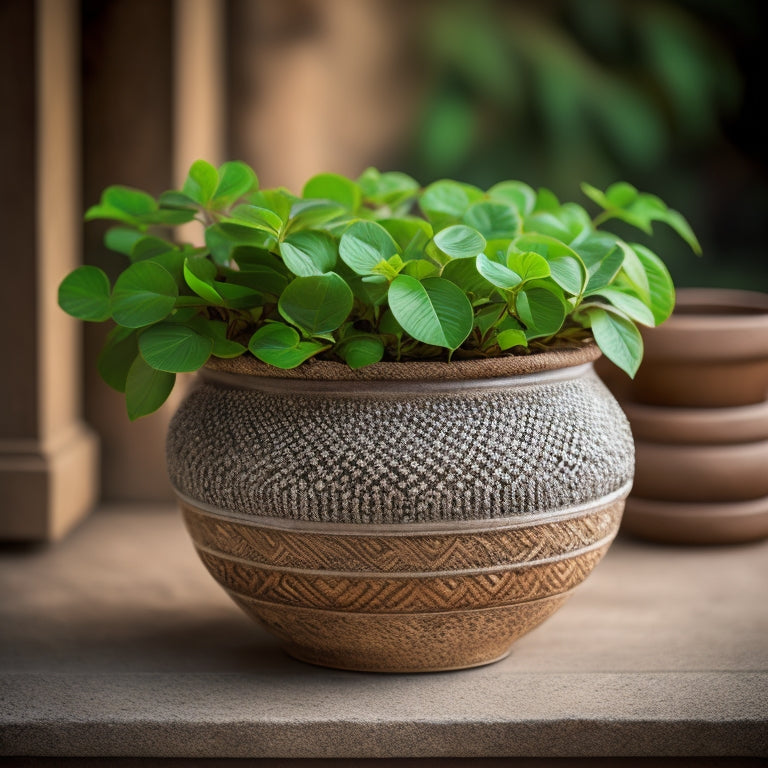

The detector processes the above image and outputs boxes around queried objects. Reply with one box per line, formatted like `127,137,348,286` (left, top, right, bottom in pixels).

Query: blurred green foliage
401,0,767,290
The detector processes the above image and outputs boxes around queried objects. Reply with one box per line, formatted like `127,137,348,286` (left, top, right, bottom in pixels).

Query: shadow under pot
624,288,768,408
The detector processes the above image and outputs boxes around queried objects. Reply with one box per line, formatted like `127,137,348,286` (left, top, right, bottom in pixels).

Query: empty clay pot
631,288,768,408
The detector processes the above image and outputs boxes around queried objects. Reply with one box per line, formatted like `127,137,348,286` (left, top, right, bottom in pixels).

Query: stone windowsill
0,505,766,762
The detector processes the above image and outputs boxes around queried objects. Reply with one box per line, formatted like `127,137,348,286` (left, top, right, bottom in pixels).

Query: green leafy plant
59,160,700,419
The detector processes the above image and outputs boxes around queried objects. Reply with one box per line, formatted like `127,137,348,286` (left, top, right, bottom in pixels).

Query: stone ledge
1,506,766,759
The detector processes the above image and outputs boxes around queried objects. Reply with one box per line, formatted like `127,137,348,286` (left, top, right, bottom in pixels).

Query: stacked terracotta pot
600,288,768,544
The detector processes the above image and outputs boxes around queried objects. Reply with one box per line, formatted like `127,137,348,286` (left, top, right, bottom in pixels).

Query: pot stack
600,288,768,544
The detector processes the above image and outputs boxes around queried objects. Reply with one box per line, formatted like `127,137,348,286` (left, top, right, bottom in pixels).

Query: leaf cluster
59,160,700,418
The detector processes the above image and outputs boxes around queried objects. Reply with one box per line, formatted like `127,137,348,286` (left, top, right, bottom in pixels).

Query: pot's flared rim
203,343,600,383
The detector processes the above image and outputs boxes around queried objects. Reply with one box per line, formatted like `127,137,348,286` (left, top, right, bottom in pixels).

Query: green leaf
104,227,143,256
625,243,676,325
197,320,247,358
278,273,354,335
183,256,222,304
182,160,219,206
533,188,560,212
248,323,326,368
516,286,567,339
442,258,495,299
205,223,276,266
158,190,198,210
212,161,257,208
287,199,347,232
463,201,521,239
125,355,176,420
303,173,362,211
85,186,157,227
111,261,178,328
433,224,486,259
378,218,433,255
58,265,112,322
138,323,213,372
225,205,283,235
357,168,419,207
487,181,536,216
514,234,587,296
506,251,551,283
215,281,264,309
339,220,400,276
419,180,471,229
476,252,521,291
388,275,473,350
97,326,138,392
590,288,655,327
130,236,177,263
496,327,528,350
586,306,643,378
336,334,385,369
280,231,337,276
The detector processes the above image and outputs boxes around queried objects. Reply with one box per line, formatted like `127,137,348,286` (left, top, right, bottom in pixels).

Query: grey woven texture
166,367,634,525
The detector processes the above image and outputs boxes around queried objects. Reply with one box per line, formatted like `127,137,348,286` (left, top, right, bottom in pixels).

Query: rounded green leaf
104,227,143,256
476,252,522,291
124,355,175,421
303,173,361,211
514,234,587,296
183,256,222,304
630,244,675,324
248,323,326,368
97,326,138,392
388,275,473,350
212,161,257,207
280,231,337,276
587,306,643,378
337,335,385,369
433,225,486,259
506,251,551,283
487,181,536,216
339,220,400,276
138,323,213,373
226,204,283,234
516,286,567,339
58,265,112,322
463,202,521,240
278,273,353,335
593,288,655,327
182,159,218,206
112,261,178,328
419,180,471,229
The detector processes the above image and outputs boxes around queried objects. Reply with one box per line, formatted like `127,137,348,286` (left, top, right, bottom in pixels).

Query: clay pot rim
641,287,768,360
623,397,768,444
204,343,600,383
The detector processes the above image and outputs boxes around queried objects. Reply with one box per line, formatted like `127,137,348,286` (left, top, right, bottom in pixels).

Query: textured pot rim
203,343,601,383
174,480,632,535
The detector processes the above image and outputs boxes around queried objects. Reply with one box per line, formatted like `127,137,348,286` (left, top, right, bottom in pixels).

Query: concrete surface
0,506,766,759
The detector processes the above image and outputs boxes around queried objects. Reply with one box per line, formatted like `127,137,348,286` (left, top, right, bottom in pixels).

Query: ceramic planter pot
166,345,633,672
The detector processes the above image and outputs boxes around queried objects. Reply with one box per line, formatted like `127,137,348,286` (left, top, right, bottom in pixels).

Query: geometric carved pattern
181,499,624,574
197,545,607,612
179,496,625,670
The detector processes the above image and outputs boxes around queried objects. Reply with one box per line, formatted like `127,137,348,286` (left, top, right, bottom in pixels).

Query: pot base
233,594,569,674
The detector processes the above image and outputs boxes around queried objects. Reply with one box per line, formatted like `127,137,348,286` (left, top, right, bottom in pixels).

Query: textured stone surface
0,506,766,758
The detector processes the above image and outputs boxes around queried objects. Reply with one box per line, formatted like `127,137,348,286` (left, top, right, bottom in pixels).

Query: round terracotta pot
166,345,633,672
631,288,768,407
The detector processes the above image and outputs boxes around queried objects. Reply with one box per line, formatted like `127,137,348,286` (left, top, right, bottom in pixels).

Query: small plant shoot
59,162,699,418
